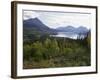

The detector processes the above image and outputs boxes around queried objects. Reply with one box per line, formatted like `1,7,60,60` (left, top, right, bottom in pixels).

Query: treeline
23,34,90,69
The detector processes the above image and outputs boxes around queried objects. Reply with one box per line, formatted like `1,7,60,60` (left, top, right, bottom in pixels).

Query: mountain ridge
23,18,89,34
56,26,89,34
23,18,57,34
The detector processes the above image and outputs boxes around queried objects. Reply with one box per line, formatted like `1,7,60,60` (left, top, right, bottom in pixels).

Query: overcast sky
23,10,91,29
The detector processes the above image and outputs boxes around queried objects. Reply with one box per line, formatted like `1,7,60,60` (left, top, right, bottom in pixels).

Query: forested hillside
23,33,90,69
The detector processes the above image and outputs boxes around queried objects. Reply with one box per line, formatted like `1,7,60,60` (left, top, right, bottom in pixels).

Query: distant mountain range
56,26,89,34
23,18,89,35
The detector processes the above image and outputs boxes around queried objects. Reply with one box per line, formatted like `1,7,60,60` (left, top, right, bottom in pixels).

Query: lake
50,32,86,39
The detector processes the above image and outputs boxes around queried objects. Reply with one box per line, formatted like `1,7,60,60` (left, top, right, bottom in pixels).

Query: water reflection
50,32,86,39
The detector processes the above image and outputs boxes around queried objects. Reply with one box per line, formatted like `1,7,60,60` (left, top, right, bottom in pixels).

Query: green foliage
87,31,91,48
23,44,32,60
23,34,91,69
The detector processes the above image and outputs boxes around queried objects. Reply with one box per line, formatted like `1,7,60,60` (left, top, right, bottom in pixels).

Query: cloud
23,10,91,29
23,11,39,20
38,11,91,29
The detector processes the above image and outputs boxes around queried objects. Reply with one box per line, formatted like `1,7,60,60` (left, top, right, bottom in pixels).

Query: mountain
56,26,75,32
56,26,89,34
23,18,57,34
23,18,88,37
24,18,50,31
76,26,89,33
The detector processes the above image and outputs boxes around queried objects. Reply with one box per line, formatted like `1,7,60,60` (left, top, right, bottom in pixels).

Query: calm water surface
50,32,85,39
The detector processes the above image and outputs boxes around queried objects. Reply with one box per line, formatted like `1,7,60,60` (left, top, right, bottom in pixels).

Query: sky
23,10,91,29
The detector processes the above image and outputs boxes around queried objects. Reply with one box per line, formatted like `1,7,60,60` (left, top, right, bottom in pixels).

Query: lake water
50,32,85,39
